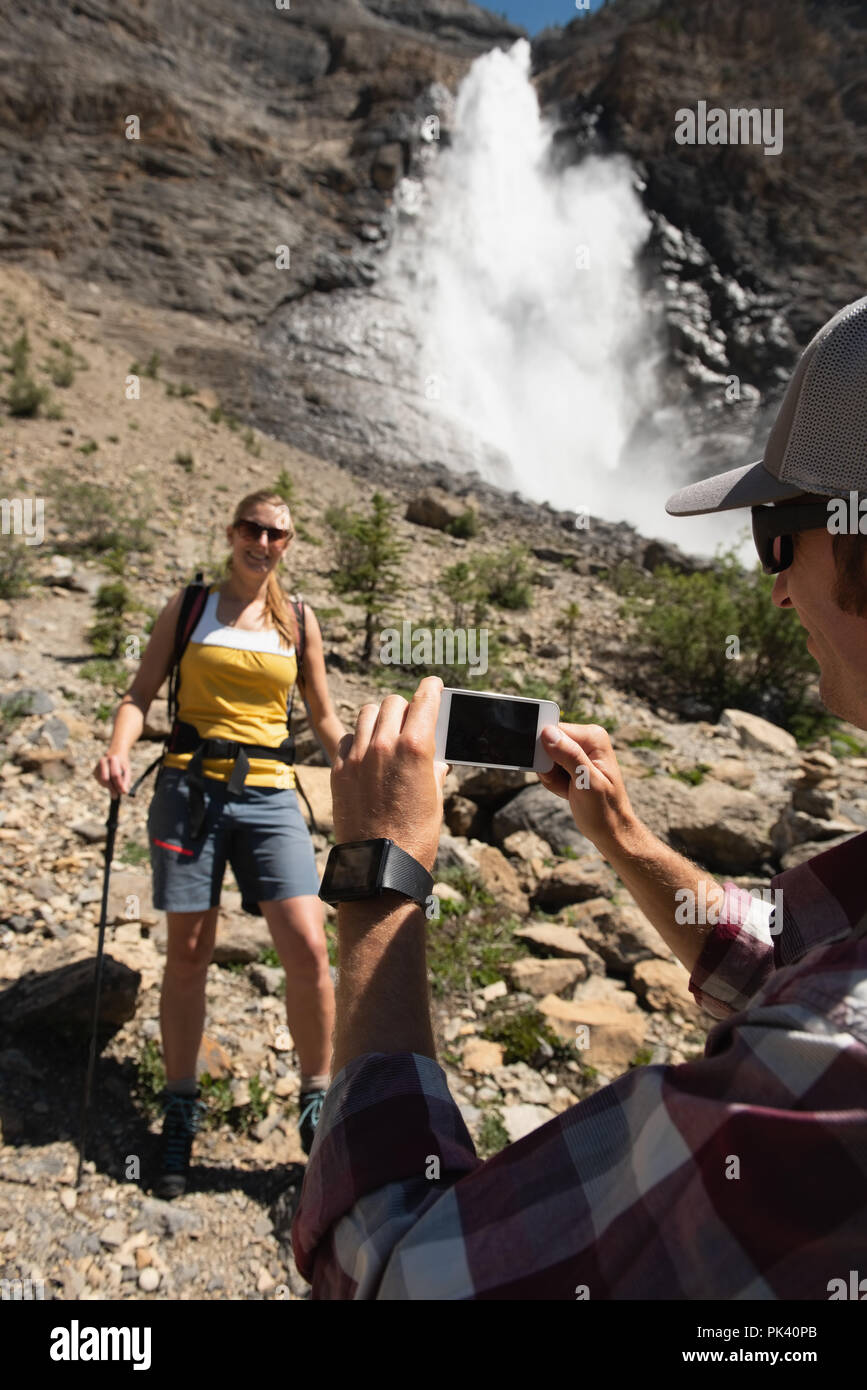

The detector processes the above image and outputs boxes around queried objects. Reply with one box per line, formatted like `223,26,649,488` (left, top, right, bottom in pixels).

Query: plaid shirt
292,832,867,1299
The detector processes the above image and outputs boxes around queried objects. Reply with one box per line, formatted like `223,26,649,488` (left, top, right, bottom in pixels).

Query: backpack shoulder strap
168,574,209,728
290,595,307,690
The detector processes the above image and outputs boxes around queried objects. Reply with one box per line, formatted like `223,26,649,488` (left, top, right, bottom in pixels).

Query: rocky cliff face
0,0,864,491
536,0,867,379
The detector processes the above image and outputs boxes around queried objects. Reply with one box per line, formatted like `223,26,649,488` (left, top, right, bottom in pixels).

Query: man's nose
771,570,792,608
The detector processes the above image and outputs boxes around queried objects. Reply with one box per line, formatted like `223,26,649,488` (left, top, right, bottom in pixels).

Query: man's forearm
331,895,436,1078
600,817,725,976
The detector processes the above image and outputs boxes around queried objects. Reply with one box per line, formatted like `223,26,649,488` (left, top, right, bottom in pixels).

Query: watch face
320,840,387,901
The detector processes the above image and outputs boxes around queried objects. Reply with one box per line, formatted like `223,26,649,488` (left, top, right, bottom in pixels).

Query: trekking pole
75,794,120,1188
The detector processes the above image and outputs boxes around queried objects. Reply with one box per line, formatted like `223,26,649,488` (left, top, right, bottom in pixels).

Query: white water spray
391,42,655,501
386,40,727,553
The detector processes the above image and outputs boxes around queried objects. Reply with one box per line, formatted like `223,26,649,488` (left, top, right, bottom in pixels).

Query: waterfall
383,39,728,554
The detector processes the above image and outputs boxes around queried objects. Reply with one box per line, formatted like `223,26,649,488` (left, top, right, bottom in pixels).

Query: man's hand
331,676,449,872
538,722,637,855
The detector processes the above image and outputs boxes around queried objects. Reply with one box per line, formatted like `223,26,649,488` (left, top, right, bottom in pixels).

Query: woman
94,489,346,1196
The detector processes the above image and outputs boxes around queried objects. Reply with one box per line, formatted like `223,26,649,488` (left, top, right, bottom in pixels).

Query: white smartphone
434,688,560,774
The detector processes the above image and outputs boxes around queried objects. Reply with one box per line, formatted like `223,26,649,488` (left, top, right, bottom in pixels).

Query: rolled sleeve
689,882,777,1017
291,1052,481,1296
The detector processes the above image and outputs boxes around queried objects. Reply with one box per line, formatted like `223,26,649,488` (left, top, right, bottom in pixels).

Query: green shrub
475,543,534,610
80,658,128,688
144,351,161,379
120,840,150,866
274,468,296,508
482,1007,570,1066
77,439,99,455
45,473,152,556
476,1109,510,1159
7,370,49,417
135,1039,166,1122
445,507,478,540
621,548,833,741
671,763,711,787
174,449,194,472
243,428,262,457
0,540,34,598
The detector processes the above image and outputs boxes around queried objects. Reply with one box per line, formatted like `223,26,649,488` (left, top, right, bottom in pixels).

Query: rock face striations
0,0,864,482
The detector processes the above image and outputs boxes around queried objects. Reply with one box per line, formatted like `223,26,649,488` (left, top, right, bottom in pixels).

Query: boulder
631,959,700,1017
771,808,859,855
492,784,597,857
501,830,553,864
532,857,616,910
371,142,405,192
0,952,140,1035
197,1034,233,1079
294,765,333,835
435,832,480,874
718,709,798,757
210,912,272,965
571,975,640,1010
508,956,587,997
474,845,529,916
666,780,777,874
513,922,605,973
493,1062,552,1105
568,898,673,970
453,765,535,803
538,996,647,1073
444,795,484,838
405,487,469,531
107,871,155,926
14,747,73,780
707,758,755,789
502,1103,556,1143
780,832,861,871
460,1038,504,1073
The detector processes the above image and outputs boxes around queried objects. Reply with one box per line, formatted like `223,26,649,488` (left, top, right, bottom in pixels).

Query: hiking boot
155,1089,204,1199
298,1088,327,1157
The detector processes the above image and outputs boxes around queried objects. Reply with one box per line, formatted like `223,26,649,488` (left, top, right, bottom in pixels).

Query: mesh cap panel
780,298,867,494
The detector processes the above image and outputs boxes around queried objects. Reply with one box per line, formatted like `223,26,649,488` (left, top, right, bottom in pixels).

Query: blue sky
485,0,606,36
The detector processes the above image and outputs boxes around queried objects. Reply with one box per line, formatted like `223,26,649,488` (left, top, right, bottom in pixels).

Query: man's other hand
331,676,449,872
539,722,638,855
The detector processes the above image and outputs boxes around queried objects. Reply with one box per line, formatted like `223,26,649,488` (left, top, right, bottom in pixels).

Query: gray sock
166,1076,198,1097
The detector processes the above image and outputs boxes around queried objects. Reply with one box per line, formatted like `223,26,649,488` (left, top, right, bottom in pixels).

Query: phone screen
446,693,538,767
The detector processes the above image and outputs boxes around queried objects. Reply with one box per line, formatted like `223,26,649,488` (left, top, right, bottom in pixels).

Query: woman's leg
259,896,334,1079
160,907,220,1082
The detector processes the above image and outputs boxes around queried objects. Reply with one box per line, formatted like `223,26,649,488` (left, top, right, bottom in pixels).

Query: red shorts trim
152,838,194,857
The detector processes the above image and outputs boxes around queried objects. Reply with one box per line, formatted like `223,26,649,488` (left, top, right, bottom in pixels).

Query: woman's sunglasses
751,500,832,574
234,518,292,545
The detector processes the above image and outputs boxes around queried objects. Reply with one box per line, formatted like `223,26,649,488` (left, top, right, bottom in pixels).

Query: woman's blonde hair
228,490,299,650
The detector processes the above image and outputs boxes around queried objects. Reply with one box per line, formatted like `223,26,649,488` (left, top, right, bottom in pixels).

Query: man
292,296,867,1298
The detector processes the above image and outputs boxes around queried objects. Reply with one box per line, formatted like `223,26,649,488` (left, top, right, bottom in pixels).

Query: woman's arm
297,605,347,765
93,589,185,796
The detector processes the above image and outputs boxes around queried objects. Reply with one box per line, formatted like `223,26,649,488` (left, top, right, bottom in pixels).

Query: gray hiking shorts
147,766,320,915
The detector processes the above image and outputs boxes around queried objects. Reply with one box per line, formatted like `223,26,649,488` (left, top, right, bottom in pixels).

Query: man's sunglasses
751,500,832,575
234,518,292,545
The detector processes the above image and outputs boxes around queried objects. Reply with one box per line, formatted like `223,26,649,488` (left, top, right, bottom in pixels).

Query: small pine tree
557,600,582,669
326,492,408,662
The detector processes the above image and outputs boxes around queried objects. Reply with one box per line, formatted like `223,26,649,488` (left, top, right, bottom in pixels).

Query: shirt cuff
689,882,777,1018
291,1052,481,1286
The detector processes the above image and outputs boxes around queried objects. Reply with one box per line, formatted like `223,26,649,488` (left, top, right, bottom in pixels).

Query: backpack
130,576,314,829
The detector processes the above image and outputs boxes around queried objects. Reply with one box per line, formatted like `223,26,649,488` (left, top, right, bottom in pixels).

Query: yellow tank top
162,587,299,788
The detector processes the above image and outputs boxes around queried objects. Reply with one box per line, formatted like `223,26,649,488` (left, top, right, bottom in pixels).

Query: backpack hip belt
169,721,296,839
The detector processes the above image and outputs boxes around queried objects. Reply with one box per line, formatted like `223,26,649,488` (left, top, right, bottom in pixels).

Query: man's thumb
541,726,592,787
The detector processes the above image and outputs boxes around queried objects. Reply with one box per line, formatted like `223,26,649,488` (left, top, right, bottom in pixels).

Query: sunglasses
751,500,832,574
235,518,292,545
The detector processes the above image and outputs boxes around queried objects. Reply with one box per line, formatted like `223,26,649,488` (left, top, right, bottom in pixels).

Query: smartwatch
319,838,434,907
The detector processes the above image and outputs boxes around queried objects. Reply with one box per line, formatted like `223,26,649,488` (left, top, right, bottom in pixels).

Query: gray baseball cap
666,294,867,516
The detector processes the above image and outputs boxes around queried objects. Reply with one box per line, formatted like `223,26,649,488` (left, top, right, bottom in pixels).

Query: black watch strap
380,842,434,905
